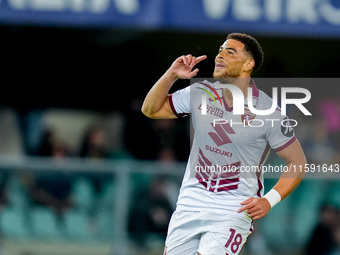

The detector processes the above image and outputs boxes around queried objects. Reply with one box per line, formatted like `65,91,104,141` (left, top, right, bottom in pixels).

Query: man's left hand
237,197,271,220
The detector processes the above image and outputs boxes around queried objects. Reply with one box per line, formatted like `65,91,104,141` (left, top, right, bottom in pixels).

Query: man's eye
228,51,233,55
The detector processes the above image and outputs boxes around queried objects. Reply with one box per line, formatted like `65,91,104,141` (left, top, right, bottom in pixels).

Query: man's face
213,39,249,79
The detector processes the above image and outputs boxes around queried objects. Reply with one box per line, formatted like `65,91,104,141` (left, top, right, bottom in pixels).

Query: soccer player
142,33,306,255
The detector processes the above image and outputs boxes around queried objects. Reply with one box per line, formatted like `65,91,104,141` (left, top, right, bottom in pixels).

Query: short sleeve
169,86,191,118
265,108,297,152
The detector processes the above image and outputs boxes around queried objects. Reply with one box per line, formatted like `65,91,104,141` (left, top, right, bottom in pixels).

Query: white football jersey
169,80,296,213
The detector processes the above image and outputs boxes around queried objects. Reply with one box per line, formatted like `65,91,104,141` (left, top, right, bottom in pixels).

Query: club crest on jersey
241,108,256,125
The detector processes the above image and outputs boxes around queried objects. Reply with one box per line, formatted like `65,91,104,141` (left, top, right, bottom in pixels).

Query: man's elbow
141,105,156,119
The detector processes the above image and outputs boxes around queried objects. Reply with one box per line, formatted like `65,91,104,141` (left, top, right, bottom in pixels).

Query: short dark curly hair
227,33,264,73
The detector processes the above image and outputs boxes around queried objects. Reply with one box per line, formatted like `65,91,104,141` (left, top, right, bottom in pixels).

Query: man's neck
222,77,251,106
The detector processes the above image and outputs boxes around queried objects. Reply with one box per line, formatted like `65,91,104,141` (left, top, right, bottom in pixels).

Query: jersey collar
216,79,259,112
245,79,259,108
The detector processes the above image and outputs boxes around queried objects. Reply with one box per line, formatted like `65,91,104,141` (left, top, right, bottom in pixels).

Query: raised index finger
195,55,207,64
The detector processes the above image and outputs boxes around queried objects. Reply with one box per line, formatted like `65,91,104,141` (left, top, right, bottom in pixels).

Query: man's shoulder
181,80,221,96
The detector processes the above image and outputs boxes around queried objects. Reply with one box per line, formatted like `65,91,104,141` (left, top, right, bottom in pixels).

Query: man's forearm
141,70,177,117
272,160,306,201
271,140,306,201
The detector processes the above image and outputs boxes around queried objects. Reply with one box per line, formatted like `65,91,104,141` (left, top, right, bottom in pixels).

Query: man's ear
243,59,255,72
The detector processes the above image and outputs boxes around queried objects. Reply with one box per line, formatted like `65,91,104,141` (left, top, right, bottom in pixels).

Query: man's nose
216,52,225,60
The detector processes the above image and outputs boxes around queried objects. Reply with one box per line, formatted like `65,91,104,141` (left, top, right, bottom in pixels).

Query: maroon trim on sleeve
274,136,297,152
169,94,189,118
169,94,179,117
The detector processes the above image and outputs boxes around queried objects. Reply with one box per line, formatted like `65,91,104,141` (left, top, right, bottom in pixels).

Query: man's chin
213,74,240,84
213,72,230,79
213,71,224,79
213,70,241,80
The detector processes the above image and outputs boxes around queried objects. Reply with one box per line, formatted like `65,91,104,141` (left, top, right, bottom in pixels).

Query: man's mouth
215,63,225,69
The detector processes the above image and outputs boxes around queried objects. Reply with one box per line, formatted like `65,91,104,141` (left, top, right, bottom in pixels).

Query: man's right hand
142,54,206,119
168,54,207,80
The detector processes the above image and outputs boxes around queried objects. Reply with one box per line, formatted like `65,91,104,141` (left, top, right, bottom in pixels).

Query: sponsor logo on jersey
208,121,235,146
205,145,232,157
198,103,224,118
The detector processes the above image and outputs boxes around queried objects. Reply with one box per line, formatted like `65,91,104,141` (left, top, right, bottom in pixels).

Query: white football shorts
164,211,253,255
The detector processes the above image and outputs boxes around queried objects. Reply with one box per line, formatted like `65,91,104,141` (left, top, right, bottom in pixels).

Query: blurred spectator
36,129,54,156
79,125,109,159
79,125,112,198
154,119,177,162
129,175,174,248
28,129,73,217
154,118,190,162
306,203,340,255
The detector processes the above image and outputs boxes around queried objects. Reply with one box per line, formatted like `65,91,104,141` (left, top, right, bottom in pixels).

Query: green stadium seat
96,210,114,240
0,206,29,239
63,210,94,241
30,207,62,240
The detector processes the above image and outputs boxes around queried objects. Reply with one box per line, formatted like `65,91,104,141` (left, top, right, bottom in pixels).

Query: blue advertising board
1,0,340,38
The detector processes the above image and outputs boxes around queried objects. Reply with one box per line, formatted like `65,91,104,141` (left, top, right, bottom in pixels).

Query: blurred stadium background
1,0,340,254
